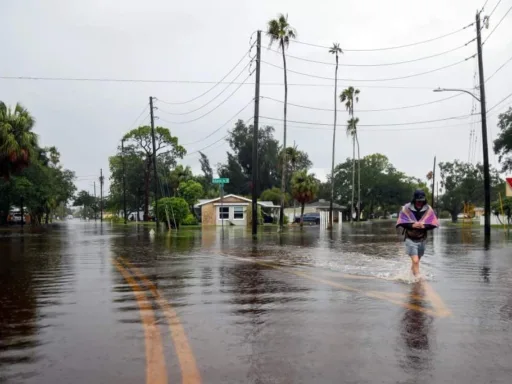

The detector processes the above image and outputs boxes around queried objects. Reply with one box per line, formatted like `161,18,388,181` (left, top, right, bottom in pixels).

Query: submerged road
1,221,511,383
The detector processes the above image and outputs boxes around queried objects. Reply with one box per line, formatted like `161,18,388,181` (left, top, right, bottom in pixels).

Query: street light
433,87,491,245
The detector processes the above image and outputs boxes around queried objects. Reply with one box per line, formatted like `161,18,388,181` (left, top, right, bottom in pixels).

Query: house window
219,207,229,219
233,206,244,220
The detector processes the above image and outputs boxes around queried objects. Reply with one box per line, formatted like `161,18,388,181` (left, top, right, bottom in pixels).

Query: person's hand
412,222,424,229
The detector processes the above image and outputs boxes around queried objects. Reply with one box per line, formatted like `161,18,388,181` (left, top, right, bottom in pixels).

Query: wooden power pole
251,30,261,237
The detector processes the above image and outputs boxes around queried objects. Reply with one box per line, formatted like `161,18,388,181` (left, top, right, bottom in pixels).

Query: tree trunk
45,210,49,225
329,54,338,229
279,41,288,230
351,136,355,223
300,203,305,229
450,211,458,223
356,133,361,221
143,159,151,221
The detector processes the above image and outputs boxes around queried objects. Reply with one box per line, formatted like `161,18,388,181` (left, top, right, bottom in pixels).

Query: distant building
194,194,279,226
284,199,346,221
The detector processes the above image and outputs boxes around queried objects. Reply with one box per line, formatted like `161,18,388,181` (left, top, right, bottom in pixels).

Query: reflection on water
0,228,71,382
398,282,433,378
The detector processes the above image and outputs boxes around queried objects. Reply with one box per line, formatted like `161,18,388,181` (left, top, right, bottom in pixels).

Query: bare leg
410,255,420,277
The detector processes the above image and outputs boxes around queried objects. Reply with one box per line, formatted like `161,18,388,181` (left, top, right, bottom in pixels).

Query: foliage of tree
438,160,502,222
331,153,426,218
493,107,512,172
168,164,193,195
0,146,76,224
178,180,204,210
291,170,318,227
73,190,98,219
123,126,185,220
0,101,38,180
218,120,280,195
260,187,290,206
155,197,189,228
279,145,312,194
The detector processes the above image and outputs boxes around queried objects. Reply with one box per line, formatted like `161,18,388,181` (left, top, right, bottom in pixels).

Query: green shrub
154,197,189,228
182,213,198,226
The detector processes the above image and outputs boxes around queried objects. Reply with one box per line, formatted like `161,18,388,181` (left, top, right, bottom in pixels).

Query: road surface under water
1,221,511,383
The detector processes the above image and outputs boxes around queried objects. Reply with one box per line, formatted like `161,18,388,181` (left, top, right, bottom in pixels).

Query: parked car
294,212,320,225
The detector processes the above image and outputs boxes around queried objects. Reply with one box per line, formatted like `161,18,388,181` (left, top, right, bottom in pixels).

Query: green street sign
212,178,230,184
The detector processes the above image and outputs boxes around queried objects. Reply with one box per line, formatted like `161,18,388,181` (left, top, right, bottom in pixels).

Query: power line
488,0,503,17
259,113,477,127
261,93,463,113
292,22,475,52
184,117,254,157
487,91,512,112
180,99,254,146
155,61,251,116
262,55,475,82
157,72,253,124
481,0,491,13
156,46,253,105
485,51,512,83
483,4,512,44
273,120,480,132
0,74,470,90
268,39,475,67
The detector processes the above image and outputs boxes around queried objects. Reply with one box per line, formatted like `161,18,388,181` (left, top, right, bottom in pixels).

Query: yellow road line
423,281,452,317
119,258,202,384
220,252,447,317
112,259,168,384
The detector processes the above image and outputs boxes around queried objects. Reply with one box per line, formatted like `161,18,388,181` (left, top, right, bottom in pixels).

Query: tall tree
123,126,185,220
220,120,280,194
0,101,38,180
328,43,343,228
340,87,360,221
199,151,213,181
266,13,297,229
493,107,512,172
169,164,193,196
291,170,318,228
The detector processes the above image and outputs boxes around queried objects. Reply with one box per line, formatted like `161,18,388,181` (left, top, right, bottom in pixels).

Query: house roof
305,200,346,210
194,194,280,208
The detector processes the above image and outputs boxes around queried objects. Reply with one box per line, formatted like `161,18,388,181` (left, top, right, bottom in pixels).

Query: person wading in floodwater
396,190,439,278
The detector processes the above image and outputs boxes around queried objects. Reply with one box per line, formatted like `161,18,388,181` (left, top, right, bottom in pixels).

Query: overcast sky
1,0,511,196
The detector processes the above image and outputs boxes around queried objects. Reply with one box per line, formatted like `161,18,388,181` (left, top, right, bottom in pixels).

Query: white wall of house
480,215,510,226
215,203,248,226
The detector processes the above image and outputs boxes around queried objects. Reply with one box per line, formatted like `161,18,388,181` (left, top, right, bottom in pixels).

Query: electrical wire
268,39,475,67
292,22,475,52
155,60,252,116
483,4,512,44
261,55,475,82
488,0,503,17
261,93,463,113
0,74,469,90
156,46,253,105
157,72,253,124
481,0,491,12
272,120,481,132
487,91,512,112
485,51,512,82
259,113,477,127
180,99,254,145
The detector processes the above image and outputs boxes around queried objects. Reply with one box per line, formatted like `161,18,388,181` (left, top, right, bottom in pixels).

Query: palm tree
280,144,300,219
267,13,297,229
328,43,343,228
0,101,38,180
291,170,319,228
340,87,360,222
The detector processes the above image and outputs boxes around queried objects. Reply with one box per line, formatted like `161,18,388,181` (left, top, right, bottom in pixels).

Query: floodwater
1,221,511,384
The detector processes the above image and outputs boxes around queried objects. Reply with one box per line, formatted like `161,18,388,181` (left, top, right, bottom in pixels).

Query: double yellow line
113,257,201,384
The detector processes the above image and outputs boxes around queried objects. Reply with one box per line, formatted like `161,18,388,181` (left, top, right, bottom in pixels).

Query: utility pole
476,11,491,246
149,96,159,228
251,30,261,237
100,169,104,222
432,156,436,212
93,181,97,221
122,139,127,225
